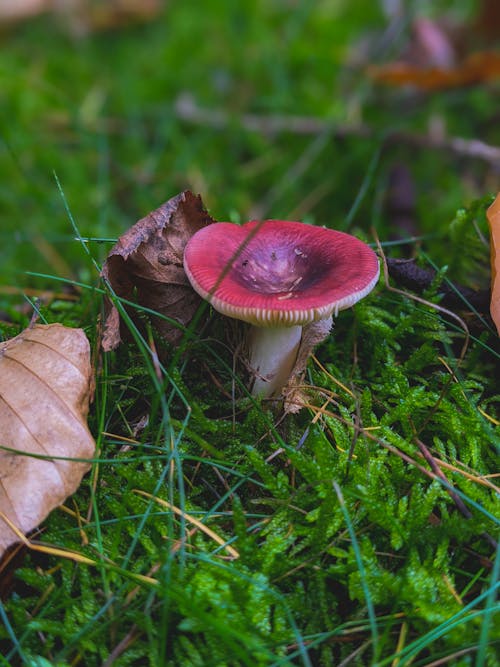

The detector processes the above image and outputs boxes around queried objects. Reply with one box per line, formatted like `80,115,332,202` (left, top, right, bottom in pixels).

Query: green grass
0,1,499,665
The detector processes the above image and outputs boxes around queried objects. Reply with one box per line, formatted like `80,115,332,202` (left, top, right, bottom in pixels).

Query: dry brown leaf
101,190,215,351
59,0,162,36
283,316,333,414
368,50,500,91
0,0,50,22
486,193,500,335
0,323,95,556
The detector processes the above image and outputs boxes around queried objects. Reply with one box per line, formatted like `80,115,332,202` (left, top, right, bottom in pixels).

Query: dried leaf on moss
283,316,333,413
101,190,215,350
0,323,95,556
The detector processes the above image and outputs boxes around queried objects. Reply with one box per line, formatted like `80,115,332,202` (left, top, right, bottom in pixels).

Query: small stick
174,94,500,167
413,436,472,519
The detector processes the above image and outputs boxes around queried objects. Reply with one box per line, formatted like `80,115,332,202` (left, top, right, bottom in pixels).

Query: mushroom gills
248,325,302,397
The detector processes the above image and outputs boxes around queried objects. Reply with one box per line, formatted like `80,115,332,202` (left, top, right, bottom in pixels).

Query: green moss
1,1,499,665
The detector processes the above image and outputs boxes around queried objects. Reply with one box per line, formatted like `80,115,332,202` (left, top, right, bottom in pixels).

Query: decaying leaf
366,15,500,91
0,323,95,556
101,190,215,351
369,50,500,91
0,0,50,23
283,317,333,414
487,193,500,335
0,0,161,33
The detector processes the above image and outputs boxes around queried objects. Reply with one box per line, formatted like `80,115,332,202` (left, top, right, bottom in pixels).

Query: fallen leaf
367,11,500,91
101,190,215,351
0,323,95,557
486,193,500,335
283,317,333,414
0,0,50,23
60,0,162,36
368,50,500,91
0,0,161,32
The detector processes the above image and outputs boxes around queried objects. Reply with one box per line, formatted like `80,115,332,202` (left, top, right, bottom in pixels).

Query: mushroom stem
247,325,302,397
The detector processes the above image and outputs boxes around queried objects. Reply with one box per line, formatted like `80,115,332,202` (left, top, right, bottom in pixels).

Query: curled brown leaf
101,190,215,350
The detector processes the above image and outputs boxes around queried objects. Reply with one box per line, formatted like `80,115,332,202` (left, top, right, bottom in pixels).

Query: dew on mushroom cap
183,219,379,396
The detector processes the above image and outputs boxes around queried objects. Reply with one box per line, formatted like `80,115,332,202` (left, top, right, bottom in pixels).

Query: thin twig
174,94,500,167
421,646,480,667
413,434,472,519
101,627,139,667
174,93,364,136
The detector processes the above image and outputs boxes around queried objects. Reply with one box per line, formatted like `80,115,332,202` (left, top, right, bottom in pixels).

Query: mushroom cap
184,220,379,327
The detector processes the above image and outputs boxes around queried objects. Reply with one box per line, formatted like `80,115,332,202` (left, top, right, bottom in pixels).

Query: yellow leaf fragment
0,323,96,556
487,193,500,335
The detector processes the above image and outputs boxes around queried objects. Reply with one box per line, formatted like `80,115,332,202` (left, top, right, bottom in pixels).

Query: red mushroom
183,220,379,397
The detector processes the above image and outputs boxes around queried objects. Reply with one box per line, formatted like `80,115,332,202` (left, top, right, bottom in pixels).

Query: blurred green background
0,0,496,291
0,4,498,665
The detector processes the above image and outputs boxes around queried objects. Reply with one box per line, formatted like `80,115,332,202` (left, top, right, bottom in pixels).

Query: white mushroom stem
247,325,302,397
